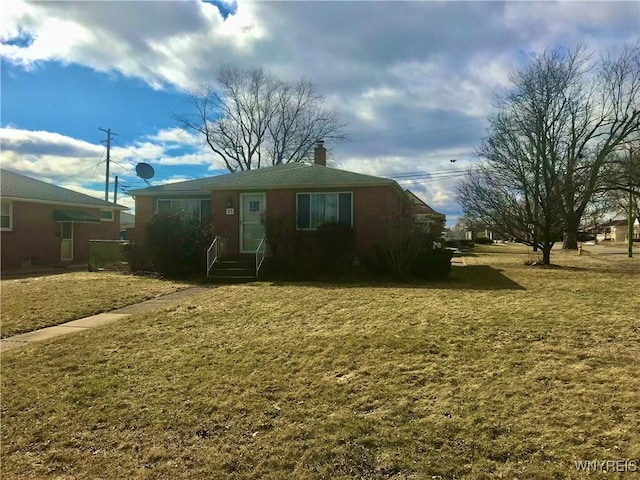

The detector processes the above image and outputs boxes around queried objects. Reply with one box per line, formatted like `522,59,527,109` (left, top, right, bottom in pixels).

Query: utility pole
114,175,119,204
99,128,117,202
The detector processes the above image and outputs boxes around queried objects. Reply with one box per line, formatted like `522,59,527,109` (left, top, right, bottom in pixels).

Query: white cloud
0,126,218,212
3,1,638,224
146,127,200,145
0,0,266,90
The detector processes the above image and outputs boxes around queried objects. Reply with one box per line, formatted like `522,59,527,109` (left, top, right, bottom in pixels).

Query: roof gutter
0,196,129,210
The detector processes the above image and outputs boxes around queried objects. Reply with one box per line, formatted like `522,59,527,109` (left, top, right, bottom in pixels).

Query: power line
75,146,107,178
385,167,477,178
346,118,486,143
109,158,136,176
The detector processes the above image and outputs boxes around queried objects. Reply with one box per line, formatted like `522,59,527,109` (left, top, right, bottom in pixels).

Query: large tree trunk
562,229,579,250
541,244,552,265
562,214,581,249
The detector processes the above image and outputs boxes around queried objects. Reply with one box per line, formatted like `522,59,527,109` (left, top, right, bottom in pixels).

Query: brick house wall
133,184,407,260
1,201,120,272
212,190,241,256
226,185,404,258
133,196,154,246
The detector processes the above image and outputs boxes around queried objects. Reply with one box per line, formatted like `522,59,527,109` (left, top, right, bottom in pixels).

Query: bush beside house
263,213,454,281
143,213,214,277
263,214,354,279
372,216,454,281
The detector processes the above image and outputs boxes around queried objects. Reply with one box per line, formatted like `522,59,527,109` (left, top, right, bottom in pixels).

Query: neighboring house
131,144,444,260
445,224,503,242
0,169,128,272
599,218,640,242
119,212,135,240
405,189,445,238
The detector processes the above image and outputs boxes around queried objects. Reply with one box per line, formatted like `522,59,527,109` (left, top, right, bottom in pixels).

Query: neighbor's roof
603,219,630,227
0,169,128,209
129,163,405,196
120,212,136,227
406,189,445,217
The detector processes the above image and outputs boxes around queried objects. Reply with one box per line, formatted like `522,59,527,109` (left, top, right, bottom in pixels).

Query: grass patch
1,272,193,337
1,250,639,478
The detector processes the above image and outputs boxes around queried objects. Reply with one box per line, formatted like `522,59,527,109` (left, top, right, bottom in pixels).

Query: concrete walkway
0,286,212,353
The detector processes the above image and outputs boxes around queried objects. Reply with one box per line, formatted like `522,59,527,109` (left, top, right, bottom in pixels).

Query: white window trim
296,191,353,231
1,200,13,231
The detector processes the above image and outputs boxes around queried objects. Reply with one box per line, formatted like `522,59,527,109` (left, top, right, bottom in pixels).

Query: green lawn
1,272,193,337
1,247,639,479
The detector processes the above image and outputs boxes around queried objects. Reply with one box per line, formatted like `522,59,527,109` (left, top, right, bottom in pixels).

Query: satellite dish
136,162,155,180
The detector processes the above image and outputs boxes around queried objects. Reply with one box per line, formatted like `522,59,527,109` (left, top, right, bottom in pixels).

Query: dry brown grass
0,272,193,337
1,247,639,479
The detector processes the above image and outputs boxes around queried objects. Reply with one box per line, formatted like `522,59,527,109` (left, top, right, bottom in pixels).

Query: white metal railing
206,236,227,276
255,236,266,278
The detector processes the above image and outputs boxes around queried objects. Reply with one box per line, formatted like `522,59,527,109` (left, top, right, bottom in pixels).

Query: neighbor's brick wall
0,201,120,272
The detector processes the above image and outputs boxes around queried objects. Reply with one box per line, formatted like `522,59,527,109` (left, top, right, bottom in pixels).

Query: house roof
129,163,404,196
120,212,135,228
406,189,445,218
602,219,631,227
1,169,128,210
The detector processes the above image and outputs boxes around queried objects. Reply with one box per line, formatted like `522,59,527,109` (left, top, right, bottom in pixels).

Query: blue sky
1,0,638,224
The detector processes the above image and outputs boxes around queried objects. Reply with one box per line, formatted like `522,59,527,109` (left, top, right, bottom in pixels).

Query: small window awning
53,209,101,223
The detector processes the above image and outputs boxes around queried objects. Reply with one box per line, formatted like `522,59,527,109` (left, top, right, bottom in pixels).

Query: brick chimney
314,140,326,166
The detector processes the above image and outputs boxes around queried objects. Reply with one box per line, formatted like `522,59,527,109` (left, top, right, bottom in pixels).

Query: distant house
119,212,135,240
406,189,445,238
1,169,128,272
130,144,444,264
599,218,640,242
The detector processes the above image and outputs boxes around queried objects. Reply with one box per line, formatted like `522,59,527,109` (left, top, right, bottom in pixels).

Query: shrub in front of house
373,216,454,281
144,212,214,277
263,214,354,280
474,236,492,244
122,242,152,274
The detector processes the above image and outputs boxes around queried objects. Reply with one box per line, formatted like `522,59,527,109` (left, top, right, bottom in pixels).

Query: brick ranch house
131,144,445,272
1,169,128,273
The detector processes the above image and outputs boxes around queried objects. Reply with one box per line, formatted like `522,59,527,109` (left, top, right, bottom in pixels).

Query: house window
296,192,352,230
100,210,114,222
156,199,212,223
1,200,12,231
249,200,260,212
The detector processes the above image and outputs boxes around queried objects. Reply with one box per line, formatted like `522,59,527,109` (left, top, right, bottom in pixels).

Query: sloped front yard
1,248,639,479
1,272,193,337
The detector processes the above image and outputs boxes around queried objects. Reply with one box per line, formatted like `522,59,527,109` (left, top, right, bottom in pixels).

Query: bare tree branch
176,66,347,172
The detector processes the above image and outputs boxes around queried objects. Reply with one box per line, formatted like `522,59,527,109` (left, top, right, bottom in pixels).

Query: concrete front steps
208,255,257,283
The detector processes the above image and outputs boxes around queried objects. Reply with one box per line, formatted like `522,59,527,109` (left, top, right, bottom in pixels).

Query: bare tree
176,65,347,172
457,45,640,263
552,45,640,249
458,110,565,264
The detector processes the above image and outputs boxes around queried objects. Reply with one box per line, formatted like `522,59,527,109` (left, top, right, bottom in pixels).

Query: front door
61,223,73,261
240,193,266,253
